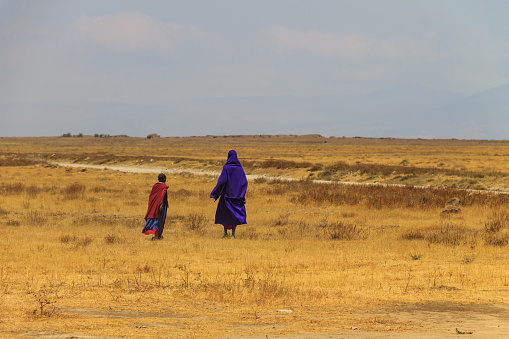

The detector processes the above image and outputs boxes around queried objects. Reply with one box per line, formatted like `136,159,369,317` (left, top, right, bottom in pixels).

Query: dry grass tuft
319,220,362,240
186,212,207,231
484,210,509,233
401,222,478,246
0,156,39,167
62,182,86,199
25,210,47,225
104,234,122,244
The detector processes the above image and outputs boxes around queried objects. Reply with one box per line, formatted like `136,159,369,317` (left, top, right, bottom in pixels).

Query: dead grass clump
308,164,323,172
285,180,509,210
136,264,152,273
187,212,207,231
105,234,122,244
125,216,140,229
59,234,93,247
76,237,93,248
0,157,38,167
1,182,25,195
318,220,362,240
62,182,86,199
274,213,290,227
484,233,509,246
91,185,119,193
401,222,477,246
0,206,8,215
252,177,268,184
6,219,20,226
289,181,361,205
169,188,193,199
59,234,77,243
320,161,501,181
242,226,259,239
25,211,47,225
244,159,313,170
484,210,509,233
483,210,509,246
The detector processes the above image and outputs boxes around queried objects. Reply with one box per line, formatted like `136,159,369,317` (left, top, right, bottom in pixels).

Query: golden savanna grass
1,135,509,338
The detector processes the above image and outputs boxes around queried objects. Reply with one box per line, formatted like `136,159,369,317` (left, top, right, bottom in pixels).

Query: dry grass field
1,135,509,338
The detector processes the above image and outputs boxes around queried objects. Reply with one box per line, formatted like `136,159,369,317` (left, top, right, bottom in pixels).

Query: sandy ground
1,301,508,338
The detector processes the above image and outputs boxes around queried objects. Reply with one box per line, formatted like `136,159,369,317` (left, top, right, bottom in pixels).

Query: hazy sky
1,0,509,137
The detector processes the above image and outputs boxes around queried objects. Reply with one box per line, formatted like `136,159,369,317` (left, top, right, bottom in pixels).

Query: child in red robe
142,173,168,240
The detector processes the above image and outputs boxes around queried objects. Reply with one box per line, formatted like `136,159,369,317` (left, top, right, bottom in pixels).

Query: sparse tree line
61,132,83,138
61,133,113,138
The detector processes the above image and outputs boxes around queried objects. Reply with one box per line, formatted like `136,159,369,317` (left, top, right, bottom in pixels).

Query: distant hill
0,84,507,139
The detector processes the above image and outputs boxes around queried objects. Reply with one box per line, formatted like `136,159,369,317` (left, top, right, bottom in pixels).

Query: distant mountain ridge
0,84,507,139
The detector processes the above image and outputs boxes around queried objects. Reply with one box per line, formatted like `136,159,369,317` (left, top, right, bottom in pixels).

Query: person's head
158,173,166,183
228,150,237,159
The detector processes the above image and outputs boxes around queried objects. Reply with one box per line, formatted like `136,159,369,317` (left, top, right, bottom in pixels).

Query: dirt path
51,161,509,195
50,161,277,181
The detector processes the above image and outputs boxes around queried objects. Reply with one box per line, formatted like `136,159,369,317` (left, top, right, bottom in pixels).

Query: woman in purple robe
210,150,248,238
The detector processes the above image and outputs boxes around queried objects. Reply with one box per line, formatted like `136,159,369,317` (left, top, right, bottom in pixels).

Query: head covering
225,150,241,167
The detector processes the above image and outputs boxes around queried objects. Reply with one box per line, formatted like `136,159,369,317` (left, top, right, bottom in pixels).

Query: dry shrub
319,220,361,240
62,182,86,199
483,211,509,246
187,212,207,231
0,206,7,215
484,210,509,233
401,222,478,246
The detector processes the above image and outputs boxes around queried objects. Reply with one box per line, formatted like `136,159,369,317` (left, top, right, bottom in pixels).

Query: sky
1,0,509,136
